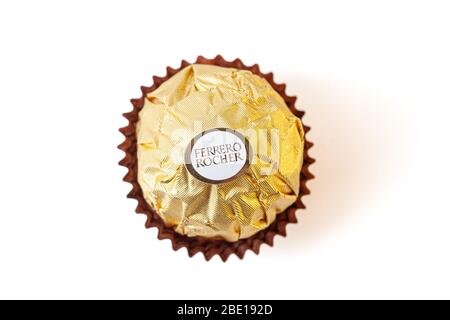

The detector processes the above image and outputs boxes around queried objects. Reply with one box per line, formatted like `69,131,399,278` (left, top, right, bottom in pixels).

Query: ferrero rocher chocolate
136,64,304,242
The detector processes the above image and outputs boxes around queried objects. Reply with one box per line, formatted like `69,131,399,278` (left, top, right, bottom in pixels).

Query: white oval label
185,128,250,183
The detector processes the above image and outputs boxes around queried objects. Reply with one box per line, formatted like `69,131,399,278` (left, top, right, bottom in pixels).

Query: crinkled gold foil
136,64,304,242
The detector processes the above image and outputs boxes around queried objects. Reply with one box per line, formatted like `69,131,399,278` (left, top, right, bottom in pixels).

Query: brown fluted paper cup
118,55,314,261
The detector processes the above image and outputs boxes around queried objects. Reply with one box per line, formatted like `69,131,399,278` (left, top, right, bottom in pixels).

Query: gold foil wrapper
136,64,304,242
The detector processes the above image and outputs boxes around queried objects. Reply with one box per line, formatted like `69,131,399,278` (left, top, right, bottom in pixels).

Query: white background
0,0,449,300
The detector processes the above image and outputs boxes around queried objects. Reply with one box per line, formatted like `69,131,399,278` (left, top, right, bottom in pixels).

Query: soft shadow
274,74,413,251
